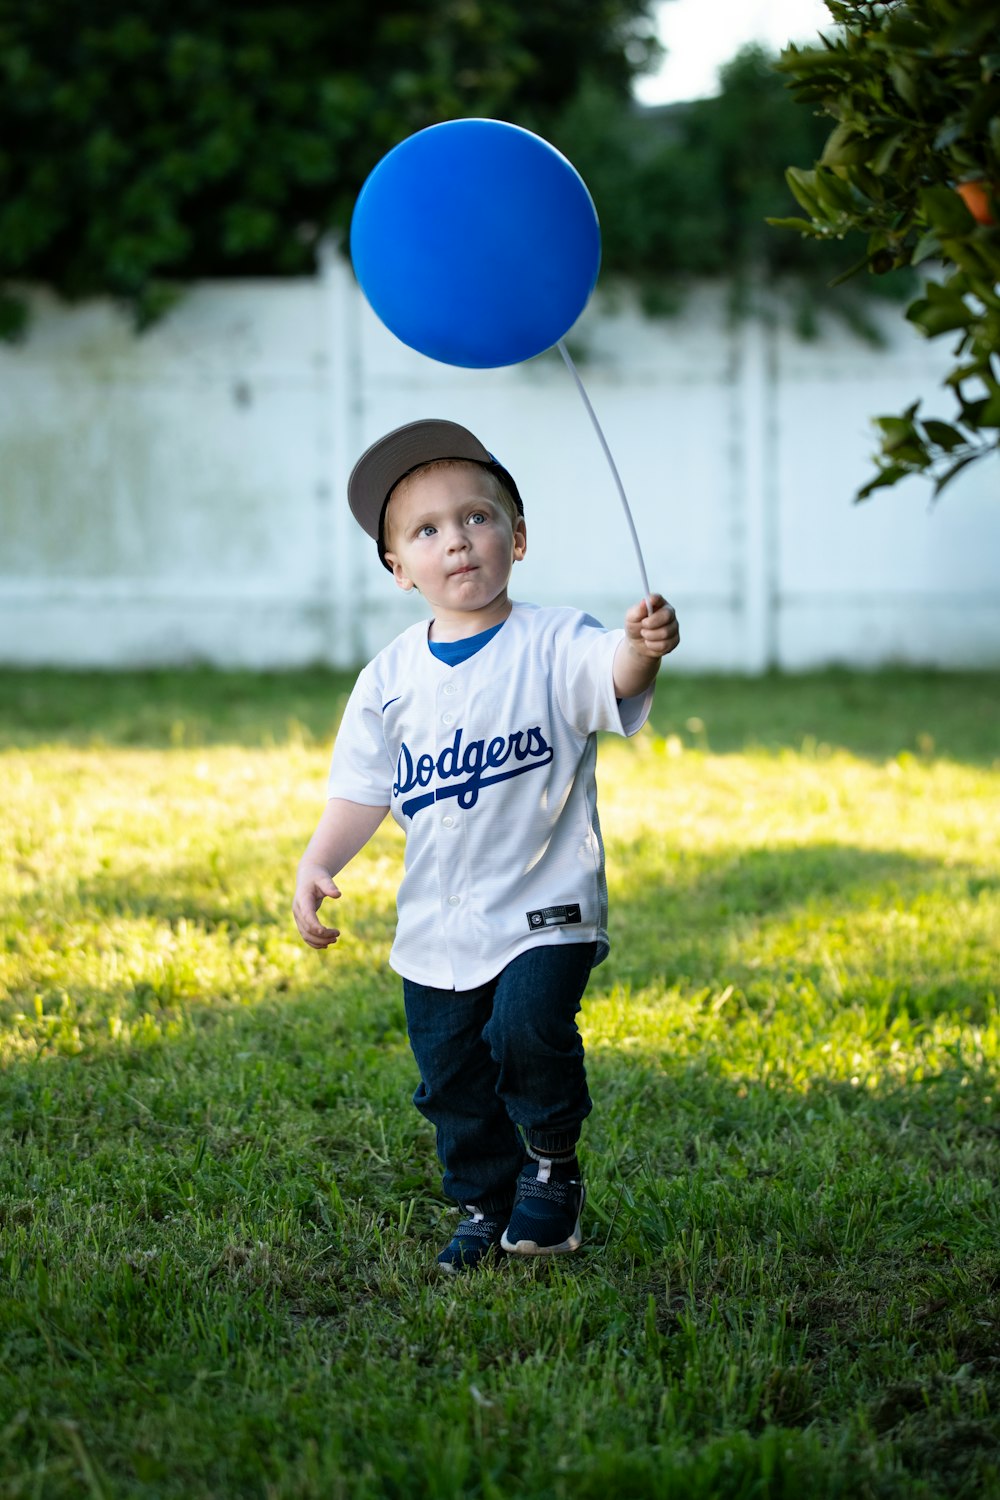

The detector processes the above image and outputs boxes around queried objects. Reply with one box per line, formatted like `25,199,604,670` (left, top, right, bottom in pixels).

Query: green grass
1,667,998,1499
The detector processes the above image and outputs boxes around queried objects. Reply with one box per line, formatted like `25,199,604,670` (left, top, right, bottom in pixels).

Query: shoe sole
500,1215,583,1256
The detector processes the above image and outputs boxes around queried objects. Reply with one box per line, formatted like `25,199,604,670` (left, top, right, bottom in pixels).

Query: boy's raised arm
613,593,680,700
293,797,389,950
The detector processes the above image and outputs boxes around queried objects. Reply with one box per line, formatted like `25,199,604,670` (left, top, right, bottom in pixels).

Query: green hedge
0,0,660,332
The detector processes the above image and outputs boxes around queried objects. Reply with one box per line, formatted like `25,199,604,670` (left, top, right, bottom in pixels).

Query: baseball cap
347,418,524,571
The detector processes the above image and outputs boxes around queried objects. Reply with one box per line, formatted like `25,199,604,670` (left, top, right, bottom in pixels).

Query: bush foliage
0,0,661,333
0,1,885,341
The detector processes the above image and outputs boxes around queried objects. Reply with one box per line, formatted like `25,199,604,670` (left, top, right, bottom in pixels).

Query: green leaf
906,296,972,338
979,390,1000,427
870,133,907,175
775,44,849,76
885,14,931,48
944,359,991,387
785,167,824,219
920,420,966,452
821,122,874,168
958,396,990,425
912,231,942,265
919,186,976,236
960,234,1000,281
891,443,933,468
888,60,919,110
875,415,919,452
766,216,822,234
813,166,858,213
855,463,911,501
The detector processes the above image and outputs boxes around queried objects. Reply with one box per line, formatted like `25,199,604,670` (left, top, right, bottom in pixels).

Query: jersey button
447,894,461,907
442,815,455,828
442,711,455,725
443,683,458,696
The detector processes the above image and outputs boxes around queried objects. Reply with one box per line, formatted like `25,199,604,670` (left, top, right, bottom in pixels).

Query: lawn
1,667,998,1499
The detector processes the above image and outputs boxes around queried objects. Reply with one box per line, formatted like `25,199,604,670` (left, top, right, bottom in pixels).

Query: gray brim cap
347,418,523,569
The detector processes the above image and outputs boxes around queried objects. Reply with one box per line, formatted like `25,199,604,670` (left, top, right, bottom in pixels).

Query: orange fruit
955,180,996,226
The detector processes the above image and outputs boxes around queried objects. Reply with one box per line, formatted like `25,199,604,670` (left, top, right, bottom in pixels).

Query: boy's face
382,461,527,626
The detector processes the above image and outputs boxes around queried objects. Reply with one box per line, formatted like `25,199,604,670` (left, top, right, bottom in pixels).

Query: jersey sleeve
553,611,654,739
326,664,394,806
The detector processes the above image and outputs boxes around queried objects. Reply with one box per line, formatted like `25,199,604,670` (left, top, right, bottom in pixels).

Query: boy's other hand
625,594,679,660
293,868,342,949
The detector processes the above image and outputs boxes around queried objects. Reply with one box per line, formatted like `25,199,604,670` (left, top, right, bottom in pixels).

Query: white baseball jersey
327,601,653,989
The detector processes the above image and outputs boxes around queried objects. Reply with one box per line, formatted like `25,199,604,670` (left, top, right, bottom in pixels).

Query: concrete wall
1,248,997,672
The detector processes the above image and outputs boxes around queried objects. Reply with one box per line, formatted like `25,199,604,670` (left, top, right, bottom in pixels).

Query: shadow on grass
644,667,1000,766
611,837,961,916
0,668,351,751
602,839,996,1024
1,666,998,764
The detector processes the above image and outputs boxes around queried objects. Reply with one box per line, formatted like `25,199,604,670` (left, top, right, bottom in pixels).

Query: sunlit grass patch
1,668,998,1499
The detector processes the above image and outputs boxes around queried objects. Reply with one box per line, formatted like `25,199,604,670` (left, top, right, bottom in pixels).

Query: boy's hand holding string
613,592,679,700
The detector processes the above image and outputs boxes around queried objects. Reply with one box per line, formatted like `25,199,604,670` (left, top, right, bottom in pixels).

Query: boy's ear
384,552,416,593
512,517,527,562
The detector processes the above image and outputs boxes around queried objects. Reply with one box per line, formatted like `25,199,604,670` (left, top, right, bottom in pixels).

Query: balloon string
556,338,653,615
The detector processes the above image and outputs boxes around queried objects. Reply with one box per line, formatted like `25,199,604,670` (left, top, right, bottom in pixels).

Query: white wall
0,251,996,672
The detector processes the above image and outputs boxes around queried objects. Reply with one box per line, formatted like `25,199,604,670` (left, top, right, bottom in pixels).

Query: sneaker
436,1207,507,1274
501,1159,585,1256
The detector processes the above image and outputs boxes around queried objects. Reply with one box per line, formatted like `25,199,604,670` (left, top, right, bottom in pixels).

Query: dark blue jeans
402,942,597,1215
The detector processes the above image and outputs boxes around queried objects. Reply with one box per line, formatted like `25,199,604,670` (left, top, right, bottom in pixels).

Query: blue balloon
350,119,601,369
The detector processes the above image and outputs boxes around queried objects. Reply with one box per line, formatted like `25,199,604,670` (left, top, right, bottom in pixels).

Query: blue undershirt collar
427,620,505,666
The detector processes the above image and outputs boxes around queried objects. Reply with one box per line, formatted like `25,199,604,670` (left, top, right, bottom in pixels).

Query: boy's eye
417,524,437,538
468,511,488,525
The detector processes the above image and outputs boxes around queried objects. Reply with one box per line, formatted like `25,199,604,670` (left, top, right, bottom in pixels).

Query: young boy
293,418,679,1272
